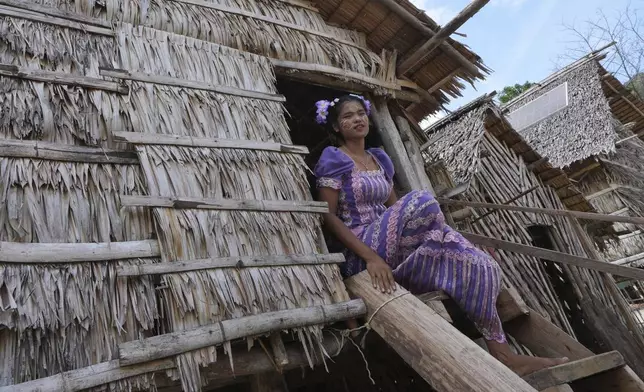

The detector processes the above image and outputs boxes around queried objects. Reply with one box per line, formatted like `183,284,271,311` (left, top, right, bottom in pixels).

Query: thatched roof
313,0,490,121
502,58,617,170
0,2,372,390
423,94,598,215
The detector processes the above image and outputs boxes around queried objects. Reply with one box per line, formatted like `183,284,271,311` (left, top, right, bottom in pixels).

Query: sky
409,0,638,126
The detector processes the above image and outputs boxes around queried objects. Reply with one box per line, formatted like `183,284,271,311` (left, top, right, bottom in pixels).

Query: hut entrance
276,78,383,196
526,225,600,351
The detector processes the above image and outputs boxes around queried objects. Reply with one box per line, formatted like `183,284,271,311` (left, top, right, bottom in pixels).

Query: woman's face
333,101,369,141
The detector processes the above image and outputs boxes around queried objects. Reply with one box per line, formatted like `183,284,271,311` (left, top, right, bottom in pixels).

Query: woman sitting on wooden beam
313,94,568,376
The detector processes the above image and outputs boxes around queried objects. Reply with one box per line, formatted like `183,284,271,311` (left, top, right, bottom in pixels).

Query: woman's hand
365,256,396,294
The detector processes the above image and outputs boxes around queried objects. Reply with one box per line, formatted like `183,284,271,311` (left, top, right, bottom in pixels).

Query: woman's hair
315,95,371,145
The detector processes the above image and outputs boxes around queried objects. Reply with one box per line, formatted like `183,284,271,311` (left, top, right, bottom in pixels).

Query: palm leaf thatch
30,0,397,84
1,5,353,390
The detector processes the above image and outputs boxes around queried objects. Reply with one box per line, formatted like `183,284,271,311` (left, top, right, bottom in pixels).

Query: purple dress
315,146,506,343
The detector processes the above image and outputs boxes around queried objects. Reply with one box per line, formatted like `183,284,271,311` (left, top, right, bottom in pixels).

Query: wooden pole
0,336,344,392
370,96,421,192
118,300,365,366
344,272,536,391
469,186,539,224
438,198,644,226
391,108,435,192
372,0,481,75
0,139,139,165
397,0,490,75
461,232,644,281
0,240,160,263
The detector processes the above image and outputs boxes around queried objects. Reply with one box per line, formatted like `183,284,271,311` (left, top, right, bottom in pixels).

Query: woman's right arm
318,187,396,293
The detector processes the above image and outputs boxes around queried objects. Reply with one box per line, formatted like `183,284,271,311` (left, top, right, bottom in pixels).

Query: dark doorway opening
526,225,600,351
275,78,383,197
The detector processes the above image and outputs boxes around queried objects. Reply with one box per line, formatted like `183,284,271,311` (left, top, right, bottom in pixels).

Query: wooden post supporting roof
397,0,490,75
344,272,537,392
372,0,480,75
370,96,421,192
391,106,434,192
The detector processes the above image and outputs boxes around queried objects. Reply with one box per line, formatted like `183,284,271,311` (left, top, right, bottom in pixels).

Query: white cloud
490,0,527,7
409,0,456,25
419,111,447,130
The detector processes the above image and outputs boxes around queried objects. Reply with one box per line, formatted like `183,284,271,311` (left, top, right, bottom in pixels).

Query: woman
314,94,568,376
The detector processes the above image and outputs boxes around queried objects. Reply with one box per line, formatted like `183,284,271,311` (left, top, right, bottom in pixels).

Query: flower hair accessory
314,95,372,124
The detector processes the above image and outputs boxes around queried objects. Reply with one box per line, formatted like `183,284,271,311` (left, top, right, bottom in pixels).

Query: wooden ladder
419,288,644,392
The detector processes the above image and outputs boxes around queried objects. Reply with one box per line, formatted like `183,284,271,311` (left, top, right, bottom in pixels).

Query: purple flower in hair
349,94,371,116
314,95,372,124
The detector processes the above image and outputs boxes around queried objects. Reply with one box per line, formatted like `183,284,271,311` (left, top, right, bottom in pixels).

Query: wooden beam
602,79,644,119
117,253,345,276
566,162,601,179
585,184,620,200
0,4,113,36
165,0,364,50
120,195,329,214
438,198,644,226
526,157,549,171
397,0,490,75
523,351,624,391
0,240,160,263
270,59,400,91
0,0,111,27
0,335,344,392
100,68,285,102
371,0,480,75
0,64,127,94
462,232,644,281
370,96,421,192
610,207,630,216
612,251,644,266
415,291,452,322
0,139,138,165
468,186,539,224
118,299,366,365
269,333,289,369
112,131,308,154
392,110,434,191
273,0,318,12
496,286,530,323
427,68,463,94
344,272,537,391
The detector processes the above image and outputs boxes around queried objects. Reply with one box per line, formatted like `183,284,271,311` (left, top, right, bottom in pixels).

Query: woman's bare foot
486,339,569,376
495,352,569,376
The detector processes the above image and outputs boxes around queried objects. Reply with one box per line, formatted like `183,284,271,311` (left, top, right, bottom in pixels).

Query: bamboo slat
120,196,329,213
0,240,160,263
100,68,286,102
117,253,345,276
0,139,138,165
463,232,644,281
0,64,127,93
112,132,309,154
118,299,366,365
0,5,113,36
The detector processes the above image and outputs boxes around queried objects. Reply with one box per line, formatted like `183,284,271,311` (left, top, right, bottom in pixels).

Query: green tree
498,81,535,104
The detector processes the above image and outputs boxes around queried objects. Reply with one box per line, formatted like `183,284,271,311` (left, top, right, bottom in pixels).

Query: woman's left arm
385,189,397,207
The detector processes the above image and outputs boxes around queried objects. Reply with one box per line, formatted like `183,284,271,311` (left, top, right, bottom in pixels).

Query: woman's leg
384,191,568,375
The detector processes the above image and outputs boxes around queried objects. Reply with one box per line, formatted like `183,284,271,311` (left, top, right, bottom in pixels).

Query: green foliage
498,81,535,104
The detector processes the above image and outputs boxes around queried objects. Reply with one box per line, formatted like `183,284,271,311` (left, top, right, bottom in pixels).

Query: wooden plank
118,299,366,365
392,112,435,191
270,59,400,91
0,336,344,392
523,351,625,391
612,251,644,266
0,0,111,27
165,0,364,50
117,253,345,276
371,0,480,75
344,271,537,392
112,131,309,154
497,286,530,323
0,240,160,263
526,157,549,171
0,64,127,93
462,232,644,281
120,195,329,214
585,184,620,200
610,207,630,216
397,0,491,75
0,5,113,36
439,198,644,226
0,139,138,165
416,292,452,322
575,365,644,392
100,68,286,102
